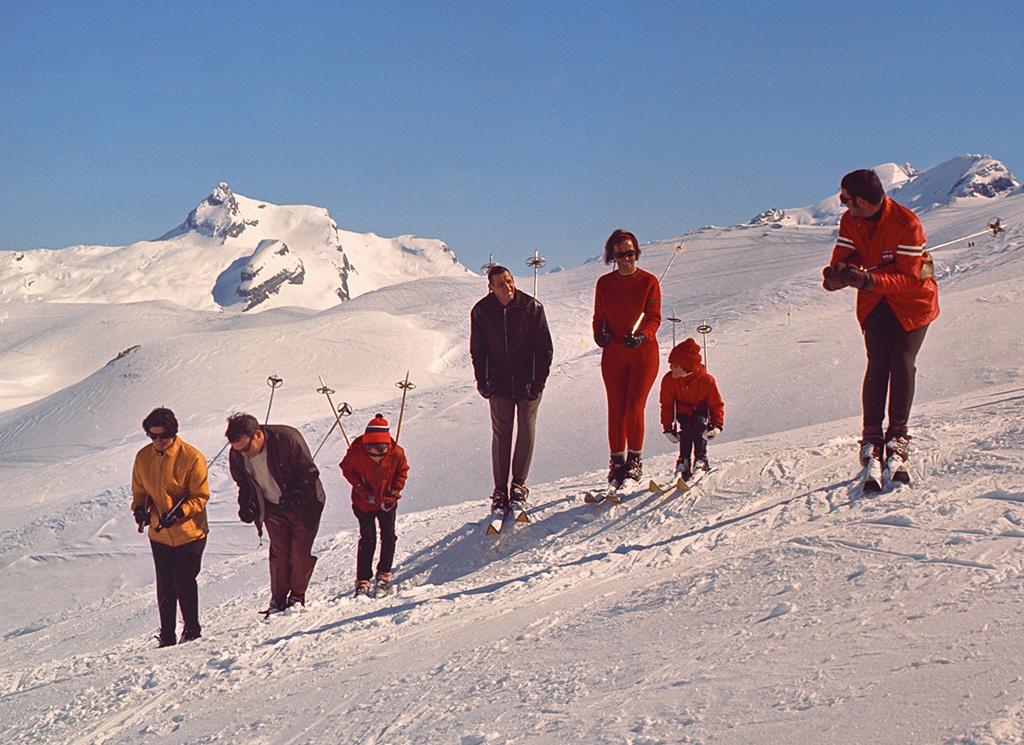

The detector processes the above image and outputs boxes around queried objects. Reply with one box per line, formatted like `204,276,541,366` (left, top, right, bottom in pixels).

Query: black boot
623,451,643,483
607,453,626,487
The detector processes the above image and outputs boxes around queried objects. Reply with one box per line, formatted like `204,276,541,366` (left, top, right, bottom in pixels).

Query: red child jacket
829,197,939,332
659,365,725,430
340,436,410,513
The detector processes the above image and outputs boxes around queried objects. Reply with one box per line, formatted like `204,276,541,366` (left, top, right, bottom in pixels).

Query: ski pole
265,375,283,425
312,401,352,458
154,494,189,534
317,374,351,447
525,249,547,298
667,308,681,347
658,242,686,284
697,321,713,369
631,313,645,335
926,217,1006,252
394,371,416,444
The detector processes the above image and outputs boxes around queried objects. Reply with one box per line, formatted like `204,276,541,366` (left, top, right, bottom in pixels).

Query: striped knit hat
363,413,391,444
669,338,702,370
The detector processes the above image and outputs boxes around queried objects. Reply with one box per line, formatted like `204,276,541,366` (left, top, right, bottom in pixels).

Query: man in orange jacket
822,168,938,488
131,407,210,647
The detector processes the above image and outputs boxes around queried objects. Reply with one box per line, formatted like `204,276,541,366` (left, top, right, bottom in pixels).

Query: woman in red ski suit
592,229,662,486
659,338,725,480
340,414,409,596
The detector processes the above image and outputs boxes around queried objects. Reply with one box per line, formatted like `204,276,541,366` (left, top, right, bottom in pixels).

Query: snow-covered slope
750,154,1017,227
1,165,1023,743
0,183,470,311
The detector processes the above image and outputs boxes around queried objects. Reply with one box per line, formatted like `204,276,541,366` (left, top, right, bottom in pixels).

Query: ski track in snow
2,393,1023,744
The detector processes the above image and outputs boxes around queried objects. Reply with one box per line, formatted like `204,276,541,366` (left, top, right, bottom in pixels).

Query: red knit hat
363,413,390,444
669,338,702,370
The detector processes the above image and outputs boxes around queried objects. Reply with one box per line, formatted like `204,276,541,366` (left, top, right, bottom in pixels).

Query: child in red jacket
340,414,409,597
659,339,725,480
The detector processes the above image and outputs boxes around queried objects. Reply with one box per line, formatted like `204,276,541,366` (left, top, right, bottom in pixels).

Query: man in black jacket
226,413,326,613
469,265,554,512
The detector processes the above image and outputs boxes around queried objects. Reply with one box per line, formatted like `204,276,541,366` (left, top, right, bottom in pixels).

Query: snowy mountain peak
161,181,250,240
889,153,1019,208
748,154,1018,227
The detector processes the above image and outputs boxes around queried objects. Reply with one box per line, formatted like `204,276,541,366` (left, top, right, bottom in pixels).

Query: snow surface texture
1,155,1023,744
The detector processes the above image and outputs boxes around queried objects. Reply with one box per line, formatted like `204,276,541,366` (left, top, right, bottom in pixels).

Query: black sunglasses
839,193,855,205
364,443,389,454
613,250,637,259
146,430,175,440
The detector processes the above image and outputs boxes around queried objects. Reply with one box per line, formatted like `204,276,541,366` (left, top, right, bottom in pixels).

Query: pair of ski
486,502,530,535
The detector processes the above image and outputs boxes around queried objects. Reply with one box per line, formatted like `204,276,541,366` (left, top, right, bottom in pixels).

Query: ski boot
694,455,711,473
375,573,393,597
509,482,530,522
859,440,884,493
490,488,509,514
885,435,911,485
353,580,373,598
178,627,201,644
623,451,643,484
675,455,692,481
286,592,305,608
607,454,626,489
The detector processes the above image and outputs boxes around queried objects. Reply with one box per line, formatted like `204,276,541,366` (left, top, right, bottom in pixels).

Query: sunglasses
613,250,637,259
146,430,175,441
839,193,855,205
364,443,389,455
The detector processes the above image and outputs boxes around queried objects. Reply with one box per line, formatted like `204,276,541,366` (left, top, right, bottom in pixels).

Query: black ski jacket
228,424,326,535
469,290,554,400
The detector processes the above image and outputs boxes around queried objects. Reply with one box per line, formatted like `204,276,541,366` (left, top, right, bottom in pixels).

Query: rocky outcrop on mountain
232,240,306,311
159,183,255,240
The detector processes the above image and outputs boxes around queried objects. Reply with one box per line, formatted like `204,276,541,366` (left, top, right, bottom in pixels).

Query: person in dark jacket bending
226,413,326,614
469,265,554,513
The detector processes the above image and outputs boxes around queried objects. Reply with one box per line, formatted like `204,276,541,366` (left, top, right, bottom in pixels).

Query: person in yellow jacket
130,407,210,648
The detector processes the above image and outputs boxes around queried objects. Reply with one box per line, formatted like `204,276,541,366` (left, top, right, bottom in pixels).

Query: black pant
675,411,708,461
353,507,397,583
862,302,929,444
151,537,206,640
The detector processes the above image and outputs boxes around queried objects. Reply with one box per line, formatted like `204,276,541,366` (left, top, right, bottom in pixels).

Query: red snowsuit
340,436,409,513
593,268,662,453
659,364,725,431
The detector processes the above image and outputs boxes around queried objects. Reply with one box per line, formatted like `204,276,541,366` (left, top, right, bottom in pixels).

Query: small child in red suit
340,414,409,597
659,339,725,480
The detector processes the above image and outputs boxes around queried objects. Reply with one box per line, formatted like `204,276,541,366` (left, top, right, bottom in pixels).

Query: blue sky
2,1,1021,270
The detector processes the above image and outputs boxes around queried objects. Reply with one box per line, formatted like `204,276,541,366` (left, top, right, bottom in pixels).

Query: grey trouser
489,393,542,493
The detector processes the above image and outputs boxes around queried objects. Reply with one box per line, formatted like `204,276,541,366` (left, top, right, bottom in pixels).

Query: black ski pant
675,410,709,462
861,302,929,445
353,506,397,583
151,536,206,641
488,393,542,493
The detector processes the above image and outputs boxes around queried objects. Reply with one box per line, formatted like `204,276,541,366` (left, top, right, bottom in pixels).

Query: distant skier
131,407,210,647
822,168,938,490
470,265,553,517
226,413,326,614
660,338,725,480
593,229,662,487
340,414,409,597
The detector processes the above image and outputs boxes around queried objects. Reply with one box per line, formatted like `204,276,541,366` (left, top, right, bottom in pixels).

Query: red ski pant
600,342,660,454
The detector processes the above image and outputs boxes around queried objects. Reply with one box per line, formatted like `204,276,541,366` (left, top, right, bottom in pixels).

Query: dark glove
355,483,376,506
594,330,612,348
158,503,184,529
822,265,847,291
839,264,875,290
381,494,398,511
238,503,256,524
278,489,303,512
477,379,494,399
663,427,680,444
622,332,646,348
133,507,149,529
525,380,545,401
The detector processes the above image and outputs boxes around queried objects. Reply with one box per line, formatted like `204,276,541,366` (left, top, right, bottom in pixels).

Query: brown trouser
264,503,318,606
